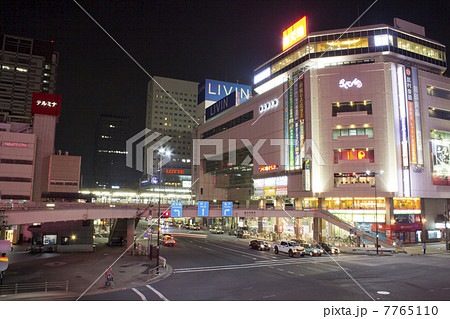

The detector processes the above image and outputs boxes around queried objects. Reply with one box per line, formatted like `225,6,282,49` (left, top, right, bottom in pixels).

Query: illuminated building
0,34,58,123
94,114,140,189
194,18,449,243
144,76,198,197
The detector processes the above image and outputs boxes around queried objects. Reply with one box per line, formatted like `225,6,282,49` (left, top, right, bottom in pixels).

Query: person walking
423,242,426,254
105,266,114,288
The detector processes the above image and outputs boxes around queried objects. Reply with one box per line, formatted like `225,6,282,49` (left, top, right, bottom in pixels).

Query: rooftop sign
282,16,307,51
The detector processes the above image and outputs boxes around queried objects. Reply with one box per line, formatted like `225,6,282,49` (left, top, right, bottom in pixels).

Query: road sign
222,201,233,217
0,240,11,254
0,256,8,272
198,201,209,217
171,202,183,217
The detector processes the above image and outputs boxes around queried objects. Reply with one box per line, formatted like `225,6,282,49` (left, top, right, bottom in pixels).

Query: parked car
249,240,271,251
273,241,305,257
228,229,238,236
190,224,200,230
303,244,322,256
318,242,340,254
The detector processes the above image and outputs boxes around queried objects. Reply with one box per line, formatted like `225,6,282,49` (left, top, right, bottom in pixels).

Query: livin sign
339,78,362,89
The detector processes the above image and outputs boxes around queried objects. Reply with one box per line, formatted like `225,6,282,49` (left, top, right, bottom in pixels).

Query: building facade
194,19,450,243
94,114,140,189
0,34,58,123
144,76,198,201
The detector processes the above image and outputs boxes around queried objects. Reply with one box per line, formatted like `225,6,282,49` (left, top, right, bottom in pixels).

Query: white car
273,241,305,257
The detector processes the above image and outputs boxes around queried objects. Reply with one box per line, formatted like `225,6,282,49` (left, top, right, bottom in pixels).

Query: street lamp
157,148,171,272
366,170,384,255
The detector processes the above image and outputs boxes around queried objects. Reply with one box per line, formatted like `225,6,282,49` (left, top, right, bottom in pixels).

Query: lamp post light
156,148,171,271
366,170,384,255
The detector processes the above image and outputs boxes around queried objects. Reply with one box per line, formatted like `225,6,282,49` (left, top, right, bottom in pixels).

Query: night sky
1,0,449,186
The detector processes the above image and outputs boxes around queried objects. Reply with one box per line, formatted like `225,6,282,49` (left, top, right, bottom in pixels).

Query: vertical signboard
198,201,209,217
397,65,409,169
283,80,290,169
303,158,311,191
293,73,299,121
288,77,295,169
405,67,418,164
294,121,300,169
222,202,233,217
171,202,183,217
298,73,305,168
411,67,424,166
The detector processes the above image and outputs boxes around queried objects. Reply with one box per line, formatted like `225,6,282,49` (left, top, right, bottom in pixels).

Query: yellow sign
264,187,276,196
282,16,307,51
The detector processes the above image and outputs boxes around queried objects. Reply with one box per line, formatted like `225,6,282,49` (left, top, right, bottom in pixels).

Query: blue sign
171,202,183,217
222,201,233,217
198,79,252,104
205,91,236,121
198,201,209,217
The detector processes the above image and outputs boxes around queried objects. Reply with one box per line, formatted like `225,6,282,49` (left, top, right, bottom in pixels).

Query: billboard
431,139,450,186
282,16,307,51
31,92,61,116
205,91,237,121
198,79,252,104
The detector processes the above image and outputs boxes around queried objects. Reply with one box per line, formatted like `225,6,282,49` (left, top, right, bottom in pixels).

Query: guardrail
0,280,69,295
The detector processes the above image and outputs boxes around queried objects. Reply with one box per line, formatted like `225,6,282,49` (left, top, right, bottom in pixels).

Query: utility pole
445,203,449,251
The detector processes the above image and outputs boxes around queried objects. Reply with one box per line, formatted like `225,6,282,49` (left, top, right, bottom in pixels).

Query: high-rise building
94,114,140,189
144,76,198,199
0,34,58,123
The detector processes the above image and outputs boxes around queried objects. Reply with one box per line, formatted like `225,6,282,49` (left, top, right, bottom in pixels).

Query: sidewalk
338,241,450,256
0,240,171,300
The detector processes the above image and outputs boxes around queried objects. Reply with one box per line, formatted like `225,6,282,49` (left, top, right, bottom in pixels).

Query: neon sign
165,169,184,174
345,150,367,160
282,16,307,51
339,78,362,89
259,99,279,114
259,164,278,172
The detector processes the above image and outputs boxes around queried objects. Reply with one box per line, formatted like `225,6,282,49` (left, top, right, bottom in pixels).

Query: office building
0,34,58,123
94,114,140,189
144,76,198,200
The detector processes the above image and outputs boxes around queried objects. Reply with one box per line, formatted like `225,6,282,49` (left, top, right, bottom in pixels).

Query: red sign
31,92,61,116
165,169,184,175
259,165,278,172
344,150,367,160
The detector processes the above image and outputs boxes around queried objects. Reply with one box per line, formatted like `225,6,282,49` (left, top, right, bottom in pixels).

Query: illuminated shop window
334,172,375,187
333,148,374,163
302,198,318,209
393,198,420,210
332,125,373,139
332,101,372,116
324,197,385,210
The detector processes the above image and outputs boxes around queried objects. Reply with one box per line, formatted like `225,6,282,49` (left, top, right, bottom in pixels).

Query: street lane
79,227,450,301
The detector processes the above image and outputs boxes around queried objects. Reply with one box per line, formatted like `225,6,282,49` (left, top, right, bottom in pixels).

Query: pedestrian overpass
0,202,395,248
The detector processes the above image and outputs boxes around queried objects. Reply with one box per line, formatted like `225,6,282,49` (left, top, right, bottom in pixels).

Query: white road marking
131,288,147,301
145,284,169,301
377,291,390,295
173,255,376,274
